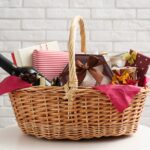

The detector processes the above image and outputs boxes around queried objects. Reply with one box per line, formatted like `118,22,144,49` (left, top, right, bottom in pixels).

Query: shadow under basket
9,86,149,140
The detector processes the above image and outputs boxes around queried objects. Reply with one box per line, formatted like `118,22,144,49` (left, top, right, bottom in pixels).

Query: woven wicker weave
9,16,150,140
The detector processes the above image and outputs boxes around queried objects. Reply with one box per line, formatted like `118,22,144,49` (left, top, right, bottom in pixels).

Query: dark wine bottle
0,54,51,86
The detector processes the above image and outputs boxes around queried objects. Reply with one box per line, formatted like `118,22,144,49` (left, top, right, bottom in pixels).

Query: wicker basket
9,16,150,140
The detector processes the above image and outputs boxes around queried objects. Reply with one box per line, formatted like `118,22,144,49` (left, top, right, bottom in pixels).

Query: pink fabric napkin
94,84,141,112
143,76,150,86
0,76,32,95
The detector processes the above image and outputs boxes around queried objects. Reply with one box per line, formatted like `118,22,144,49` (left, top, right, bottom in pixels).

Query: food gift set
0,16,150,140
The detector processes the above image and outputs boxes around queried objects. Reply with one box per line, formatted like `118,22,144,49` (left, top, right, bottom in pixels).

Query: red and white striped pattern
32,50,69,80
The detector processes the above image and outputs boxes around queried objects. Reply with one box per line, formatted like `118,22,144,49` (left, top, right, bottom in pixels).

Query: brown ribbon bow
76,56,104,85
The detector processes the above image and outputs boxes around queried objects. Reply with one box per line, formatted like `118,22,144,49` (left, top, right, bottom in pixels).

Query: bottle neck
0,54,19,75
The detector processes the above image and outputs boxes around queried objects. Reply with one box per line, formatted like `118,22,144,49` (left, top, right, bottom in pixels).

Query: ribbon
123,51,137,65
76,56,105,85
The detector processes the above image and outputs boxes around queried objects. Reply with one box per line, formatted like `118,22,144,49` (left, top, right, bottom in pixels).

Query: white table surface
0,125,150,150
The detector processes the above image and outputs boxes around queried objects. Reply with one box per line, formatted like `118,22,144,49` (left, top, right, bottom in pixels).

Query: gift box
59,54,113,87
125,50,150,86
111,66,137,85
32,50,69,80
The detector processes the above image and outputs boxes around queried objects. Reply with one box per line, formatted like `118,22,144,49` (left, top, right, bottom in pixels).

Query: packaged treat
59,54,113,87
112,66,137,85
110,53,126,68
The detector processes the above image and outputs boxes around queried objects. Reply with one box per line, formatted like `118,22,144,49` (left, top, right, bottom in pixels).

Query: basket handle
68,16,86,88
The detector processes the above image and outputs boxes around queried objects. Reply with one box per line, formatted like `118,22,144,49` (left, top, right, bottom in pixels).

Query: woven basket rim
11,85,150,93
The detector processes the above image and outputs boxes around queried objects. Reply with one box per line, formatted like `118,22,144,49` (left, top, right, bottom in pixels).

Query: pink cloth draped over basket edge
32,50,69,80
94,84,141,112
144,76,150,86
0,76,31,95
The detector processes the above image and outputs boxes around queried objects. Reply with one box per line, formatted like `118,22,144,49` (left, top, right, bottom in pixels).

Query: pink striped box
32,50,69,80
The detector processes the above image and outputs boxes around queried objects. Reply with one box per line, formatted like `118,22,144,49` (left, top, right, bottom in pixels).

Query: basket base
18,123,138,140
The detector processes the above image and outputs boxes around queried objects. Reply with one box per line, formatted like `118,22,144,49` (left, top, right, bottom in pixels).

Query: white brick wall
92,9,136,19
116,0,150,8
0,0,22,7
0,0,150,128
22,20,68,30
23,0,69,8
0,8,45,18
